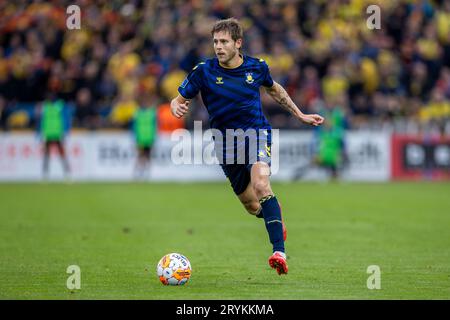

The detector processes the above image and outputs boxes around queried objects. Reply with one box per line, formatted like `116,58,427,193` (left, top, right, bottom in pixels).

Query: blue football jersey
178,55,274,132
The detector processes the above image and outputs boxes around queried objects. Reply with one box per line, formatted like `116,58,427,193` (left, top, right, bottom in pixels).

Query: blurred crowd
1,0,450,134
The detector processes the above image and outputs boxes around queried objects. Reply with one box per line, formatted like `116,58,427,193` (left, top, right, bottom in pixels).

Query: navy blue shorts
219,146,272,195
216,129,272,195
220,157,272,195
220,164,253,195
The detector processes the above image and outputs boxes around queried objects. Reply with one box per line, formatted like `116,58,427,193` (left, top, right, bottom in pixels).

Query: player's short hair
211,18,243,42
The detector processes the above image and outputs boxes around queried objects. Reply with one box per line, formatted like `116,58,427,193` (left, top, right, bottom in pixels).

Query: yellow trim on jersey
266,144,271,156
192,62,205,70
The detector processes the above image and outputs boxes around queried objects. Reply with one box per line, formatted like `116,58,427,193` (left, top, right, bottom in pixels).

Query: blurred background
2,1,450,301
0,0,449,181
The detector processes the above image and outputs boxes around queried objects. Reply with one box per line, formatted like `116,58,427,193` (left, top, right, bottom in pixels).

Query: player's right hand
170,98,190,118
300,113,324,126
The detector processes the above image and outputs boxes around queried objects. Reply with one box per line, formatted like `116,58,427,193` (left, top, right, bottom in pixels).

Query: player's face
213,31,242,64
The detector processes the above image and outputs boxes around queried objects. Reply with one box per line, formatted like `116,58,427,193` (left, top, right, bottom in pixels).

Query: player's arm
170,94,191,119
264,81,324,126
171,62,204,118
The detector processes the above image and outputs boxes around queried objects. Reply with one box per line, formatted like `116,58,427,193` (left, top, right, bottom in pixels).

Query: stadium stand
0,0,449,134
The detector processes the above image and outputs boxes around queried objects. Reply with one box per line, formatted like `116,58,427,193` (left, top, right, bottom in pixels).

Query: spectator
157,102,185,134
73,88,99,130
0,0,449,132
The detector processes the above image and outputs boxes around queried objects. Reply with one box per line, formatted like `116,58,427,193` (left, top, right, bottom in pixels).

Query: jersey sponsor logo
215,77,224,84
245,72,254,84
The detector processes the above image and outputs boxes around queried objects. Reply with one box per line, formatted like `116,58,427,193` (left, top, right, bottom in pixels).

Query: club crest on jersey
245,73,254,84
215,77,224,84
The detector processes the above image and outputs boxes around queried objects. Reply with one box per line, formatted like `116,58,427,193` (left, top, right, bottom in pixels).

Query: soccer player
315,110,346,180
132,93,158,180
170,18,324,275
40,98,71,180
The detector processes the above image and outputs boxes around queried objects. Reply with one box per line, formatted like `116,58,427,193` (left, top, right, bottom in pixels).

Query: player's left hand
299,114,324,126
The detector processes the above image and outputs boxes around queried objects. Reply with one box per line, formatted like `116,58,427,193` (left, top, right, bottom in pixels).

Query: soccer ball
156,253,192,285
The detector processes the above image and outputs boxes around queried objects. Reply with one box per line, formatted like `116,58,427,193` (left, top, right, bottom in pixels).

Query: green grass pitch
0,182,449,299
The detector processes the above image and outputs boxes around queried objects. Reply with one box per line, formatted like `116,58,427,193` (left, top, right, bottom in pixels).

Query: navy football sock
255,206,264,218
260,195,284,253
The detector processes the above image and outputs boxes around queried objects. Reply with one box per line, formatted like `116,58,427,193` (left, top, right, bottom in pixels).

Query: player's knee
252,179,271,198
244,201,260,215
252,161,271,177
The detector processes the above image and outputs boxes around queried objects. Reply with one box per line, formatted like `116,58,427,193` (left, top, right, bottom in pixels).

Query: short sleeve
261,60,274,88
178,63,204,99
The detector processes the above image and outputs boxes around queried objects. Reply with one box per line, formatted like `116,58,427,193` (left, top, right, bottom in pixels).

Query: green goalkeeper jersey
318,129,342,165
134,107,157,147
317,107,345,166
42,100,64,141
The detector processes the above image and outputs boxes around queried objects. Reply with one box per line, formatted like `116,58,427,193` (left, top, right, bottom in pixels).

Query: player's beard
220,50,237,64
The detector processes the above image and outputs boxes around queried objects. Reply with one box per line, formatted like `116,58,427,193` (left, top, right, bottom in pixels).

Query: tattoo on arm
265,82,302,117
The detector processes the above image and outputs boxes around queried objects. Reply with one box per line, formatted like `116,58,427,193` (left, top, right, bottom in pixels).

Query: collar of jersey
217,54,245,70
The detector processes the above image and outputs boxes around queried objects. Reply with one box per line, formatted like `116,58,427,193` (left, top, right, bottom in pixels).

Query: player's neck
219,53,244,69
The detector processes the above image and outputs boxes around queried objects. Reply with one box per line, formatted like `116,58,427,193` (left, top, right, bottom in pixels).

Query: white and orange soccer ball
156,253,192,285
